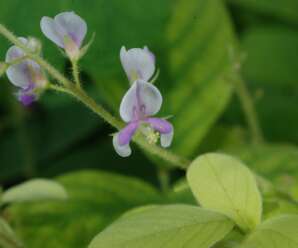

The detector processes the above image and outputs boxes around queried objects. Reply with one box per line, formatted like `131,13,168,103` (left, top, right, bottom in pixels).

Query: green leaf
241,27,298,88
1,179,67,204
222,144,298,218
157,0,235,156
0,218,23,248
187,153,262,231
240,215,298,248
37,97,102,160
226,144,298,199
227,0,298,25
89,204,234,248
9,170,162,248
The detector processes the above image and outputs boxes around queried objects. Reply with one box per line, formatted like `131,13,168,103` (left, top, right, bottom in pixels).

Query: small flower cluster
1,11,173,157
113,47,174,157
4,12,87,106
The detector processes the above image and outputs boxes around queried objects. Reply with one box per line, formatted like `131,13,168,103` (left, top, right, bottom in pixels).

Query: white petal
120,46,155,82
6,63,31,88
161,129,174,148
113,134,132,157
54,11,87,47
119,80,162,122
5,38,32,88
138,80,162,116
40,17,65,48
5,37,28,62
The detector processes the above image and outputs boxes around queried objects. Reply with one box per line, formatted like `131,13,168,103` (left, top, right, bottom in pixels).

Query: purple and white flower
113,47,173,157
40,11,87,60
120,46,155,83
5,37,47,106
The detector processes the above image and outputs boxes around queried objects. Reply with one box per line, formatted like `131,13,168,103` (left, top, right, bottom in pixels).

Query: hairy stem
71,60,81,88
157,167,171,193
52,84,189,169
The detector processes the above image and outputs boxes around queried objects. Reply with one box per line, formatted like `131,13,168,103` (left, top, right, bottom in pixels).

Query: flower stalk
0,23,189,169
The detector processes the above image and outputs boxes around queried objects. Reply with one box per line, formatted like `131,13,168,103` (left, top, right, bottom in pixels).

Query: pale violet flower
40,11,87,60
120,46,155,83
113,47,173,157
5,38,47,106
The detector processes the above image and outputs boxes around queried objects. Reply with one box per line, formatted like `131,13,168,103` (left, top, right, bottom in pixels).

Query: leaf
157,0,236,156
1,179,67,204
9,170,162,248
0,218,23,248
187,153,262,231
227,0,298,25
240,215,298,248
0,0,237,158
37,96,102,160
89,204,234,248
225,144,298,201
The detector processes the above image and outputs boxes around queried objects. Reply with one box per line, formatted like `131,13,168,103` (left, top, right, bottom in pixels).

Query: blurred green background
0,0,298,247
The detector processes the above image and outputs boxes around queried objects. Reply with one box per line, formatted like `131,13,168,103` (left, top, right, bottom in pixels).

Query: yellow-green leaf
89,205,234,248
1,179,67,204
241,215,298,248
187,153,262,231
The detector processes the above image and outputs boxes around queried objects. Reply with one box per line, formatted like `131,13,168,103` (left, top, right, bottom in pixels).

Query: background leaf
1,179,67,204
0,218,22,248
187,153,262,231
89,204,234,248
227,0,298,25
240,215,298,248
8,170,162,248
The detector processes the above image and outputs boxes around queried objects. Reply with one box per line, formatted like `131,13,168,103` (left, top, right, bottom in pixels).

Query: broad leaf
240,215,298,248
187,153,262,231
89,204,234,248
9,170,162,248
1,179,67,204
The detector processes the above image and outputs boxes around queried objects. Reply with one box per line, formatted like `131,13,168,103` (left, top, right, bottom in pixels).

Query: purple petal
118,121,139,146
113,133,132,157
40,17,65,48
18,93,36,106
144,46,155,64
54,12,87,47
120,46,155,82
145,118,173,134
5,38,42,89
160,130,174,148
120,80,163,122
146,118,174,147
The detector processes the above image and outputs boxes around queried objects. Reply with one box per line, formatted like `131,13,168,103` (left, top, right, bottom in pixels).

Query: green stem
233,76,264,144
157,168,171,193
0,23,189,170
71,60,81,88
52,84,190,169
0,233,23,248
